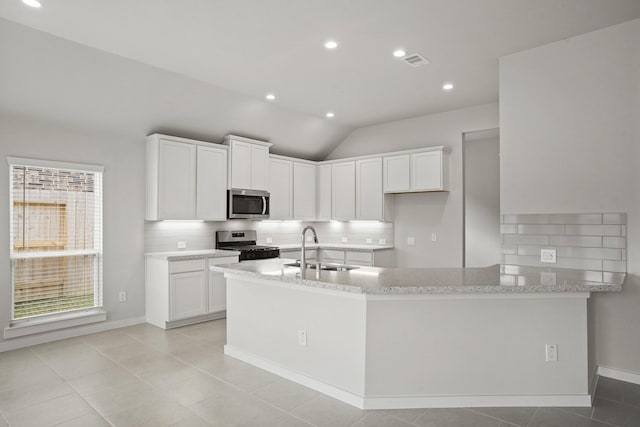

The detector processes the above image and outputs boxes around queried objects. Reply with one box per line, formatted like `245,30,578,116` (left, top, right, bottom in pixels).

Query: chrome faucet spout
301,226,318,271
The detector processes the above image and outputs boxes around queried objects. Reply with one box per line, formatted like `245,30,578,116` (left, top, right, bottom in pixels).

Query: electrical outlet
541,249,557,263
119,291,127,302
379,238,386,245
341,236,348,243
298,330,307,347
177,241,187,249
407,237,416,246
545,344,558,362
265,237,273,244
366,238,373,244
431,232,437,242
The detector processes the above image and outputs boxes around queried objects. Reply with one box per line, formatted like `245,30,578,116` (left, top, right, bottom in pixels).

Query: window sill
4,310,107,339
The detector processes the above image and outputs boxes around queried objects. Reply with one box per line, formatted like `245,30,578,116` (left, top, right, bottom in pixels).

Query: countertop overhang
212,258,624,295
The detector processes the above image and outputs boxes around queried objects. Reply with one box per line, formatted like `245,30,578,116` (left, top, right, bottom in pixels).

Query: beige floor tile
106,400,193,427
0,349,42,373
213,363,280,392
0,361,60,393
81,330,139,351
236,404,314,427
189,391,270,426
139,363,202,388
415,408,508,427
251,378,319,411
153,374,237,407
169,413,213,427
290,394,366,427
29,337,86,355
37,345,118,379
383,408,427,423
83,380,162,417
174,324,226,343
130,330,199,353
469,407,537,426
0,377,74,412
351,411,416,427
118,350,187,375
66,365,139,396
169,342,220,361
99,339,157,362
3,393,93,427
54,412,111,427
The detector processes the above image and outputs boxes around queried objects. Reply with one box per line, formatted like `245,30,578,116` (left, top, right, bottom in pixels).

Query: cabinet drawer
208,256,239,267
169,259,205,274
321,250,345,263
346,251,373,265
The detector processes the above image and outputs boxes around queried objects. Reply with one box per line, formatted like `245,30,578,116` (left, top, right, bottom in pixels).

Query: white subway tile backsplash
500,224,518,234
517,224,564,235
549,214,602,225
564,224,621,236
557,247,622,260
603,260,627,273
503,214,550,224
602,213,626,225
603,237,626,249
503,234,550,246
549,235,602,247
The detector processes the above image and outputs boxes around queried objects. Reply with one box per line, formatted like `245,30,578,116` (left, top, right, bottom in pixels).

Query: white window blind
8,158,103,322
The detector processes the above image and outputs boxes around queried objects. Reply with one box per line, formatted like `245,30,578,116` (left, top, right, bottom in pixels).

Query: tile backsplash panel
501,213,626,281
145,220,393,253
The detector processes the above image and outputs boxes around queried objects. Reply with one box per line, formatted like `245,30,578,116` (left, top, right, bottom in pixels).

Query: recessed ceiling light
22,0,42,8
265,93,276,101
325,112,335,119
324,40,338,49
393,49,406,58
442,82,454,91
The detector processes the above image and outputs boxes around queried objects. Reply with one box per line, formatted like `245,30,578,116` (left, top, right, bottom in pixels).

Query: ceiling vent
402,53,430,67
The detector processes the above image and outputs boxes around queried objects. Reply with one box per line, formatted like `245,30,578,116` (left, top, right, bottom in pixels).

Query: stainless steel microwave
228,189,270,219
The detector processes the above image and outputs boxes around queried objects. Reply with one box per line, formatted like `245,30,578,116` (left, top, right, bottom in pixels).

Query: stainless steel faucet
301,226,318,271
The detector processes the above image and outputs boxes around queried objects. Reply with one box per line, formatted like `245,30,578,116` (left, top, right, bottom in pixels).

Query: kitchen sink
284,261,359,272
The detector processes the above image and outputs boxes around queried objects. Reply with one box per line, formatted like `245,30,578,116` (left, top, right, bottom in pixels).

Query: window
8,157,103,323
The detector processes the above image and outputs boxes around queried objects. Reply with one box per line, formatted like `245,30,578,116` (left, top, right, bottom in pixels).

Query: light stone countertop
276,243,394,251
145,249,241,261
211,258,624,295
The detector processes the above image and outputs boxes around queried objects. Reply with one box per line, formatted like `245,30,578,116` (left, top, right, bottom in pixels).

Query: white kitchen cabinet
331,161,356,221
224,135,271,191
293,162,316,220
356,158,383,220
383,154,410,192
146,134,228,221
383,147,446,193
145,254,239,329
316,164,332,221
196,145,228,220
345,251,373,267
269,157,293,220
318,248,394,267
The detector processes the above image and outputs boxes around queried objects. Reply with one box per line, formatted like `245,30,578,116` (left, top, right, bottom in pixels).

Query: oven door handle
261,197,267,215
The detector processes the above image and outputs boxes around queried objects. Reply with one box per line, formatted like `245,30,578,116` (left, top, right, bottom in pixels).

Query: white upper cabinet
269,157,293,220
383,147,446,193
293,161,316,221
196,145,228,221
356,158,383,220
147,134,228,221
316,164,332,221
223,135,272,191
331,161,356,221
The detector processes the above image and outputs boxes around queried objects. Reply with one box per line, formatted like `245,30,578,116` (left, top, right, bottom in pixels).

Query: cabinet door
411,151,443,191
331,162,356,221
316,164,332,221
356,158,383,220
196,146,227,220
383,154,410,193
207,271,226,313
158,140,196,219
230,141,251,189
269,158,293,220
169,271,207,321
251,144,269,191
293,162,316,220
346,251,373,267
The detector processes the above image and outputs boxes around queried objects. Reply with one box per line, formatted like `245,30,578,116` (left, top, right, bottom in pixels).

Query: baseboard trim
224,345,592,409
0,316,146,352
598,366,640,386
165,311,226,329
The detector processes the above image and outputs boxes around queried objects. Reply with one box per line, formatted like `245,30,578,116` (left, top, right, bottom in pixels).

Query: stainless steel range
216,230,280,261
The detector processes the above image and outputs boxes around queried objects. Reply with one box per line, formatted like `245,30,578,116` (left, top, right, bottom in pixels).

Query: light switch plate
379,238,387,245
540,249,557,263
177,241,187,249
366,238,373,244
265,237,273,244
407,237,416,246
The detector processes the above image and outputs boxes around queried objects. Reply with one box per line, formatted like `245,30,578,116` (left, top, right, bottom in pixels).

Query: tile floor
0,319,639,427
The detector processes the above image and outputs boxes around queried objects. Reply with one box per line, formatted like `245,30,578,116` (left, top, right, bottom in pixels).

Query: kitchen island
212,259,623,409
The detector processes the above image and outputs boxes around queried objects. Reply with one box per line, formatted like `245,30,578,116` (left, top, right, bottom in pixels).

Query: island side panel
224,275,368,397
364,294,590,406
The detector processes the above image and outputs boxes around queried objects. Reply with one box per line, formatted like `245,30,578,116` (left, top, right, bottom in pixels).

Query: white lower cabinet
146,255,238,329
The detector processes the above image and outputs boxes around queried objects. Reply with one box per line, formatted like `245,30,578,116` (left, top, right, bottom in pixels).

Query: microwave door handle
262,197,267,215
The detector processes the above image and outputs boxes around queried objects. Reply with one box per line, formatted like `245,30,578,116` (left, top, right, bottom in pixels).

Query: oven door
228,189,270,219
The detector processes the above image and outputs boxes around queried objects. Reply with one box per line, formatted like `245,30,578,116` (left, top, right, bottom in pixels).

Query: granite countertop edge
145,249,241,260
276,243,394,251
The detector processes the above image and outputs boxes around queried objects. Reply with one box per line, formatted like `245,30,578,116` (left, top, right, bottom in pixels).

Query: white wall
499,18,640,374
326,103,499,268
464,133,500,267
0,115,146,348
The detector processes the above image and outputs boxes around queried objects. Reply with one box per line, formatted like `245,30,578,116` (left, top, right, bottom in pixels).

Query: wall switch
366,238,373,244
541,249,557,263
265,237,273,244
379,238,387,245
341,237,348,243
431,232,437,242
177,241,187,249
118,291,127,302
407,237,416,246
298,330,307,347
545,344,558,362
